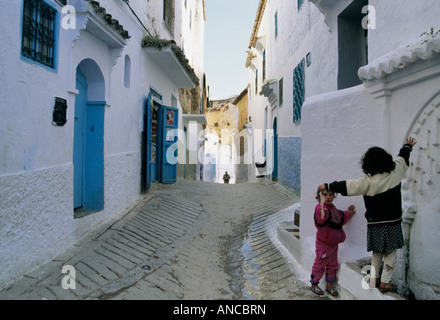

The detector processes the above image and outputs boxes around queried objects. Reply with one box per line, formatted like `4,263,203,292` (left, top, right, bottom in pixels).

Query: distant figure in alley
223,171,230,184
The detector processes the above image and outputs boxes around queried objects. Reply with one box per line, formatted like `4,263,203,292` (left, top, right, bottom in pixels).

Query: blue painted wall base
278,137,301,194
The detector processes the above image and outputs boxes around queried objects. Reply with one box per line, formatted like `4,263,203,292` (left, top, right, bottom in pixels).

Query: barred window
22,0,57,69
293,59,305,123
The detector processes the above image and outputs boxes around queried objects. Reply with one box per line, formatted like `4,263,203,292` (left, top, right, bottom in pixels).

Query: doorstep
338,257,405,300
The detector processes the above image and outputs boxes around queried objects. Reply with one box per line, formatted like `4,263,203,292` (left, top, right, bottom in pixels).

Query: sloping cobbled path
0,180,328,300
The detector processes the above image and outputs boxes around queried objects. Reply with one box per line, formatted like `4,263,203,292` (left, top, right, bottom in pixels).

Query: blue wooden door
151,98,160,183
158,105,179,184
73,68,105,211
83,101,105,211
73,70,87,208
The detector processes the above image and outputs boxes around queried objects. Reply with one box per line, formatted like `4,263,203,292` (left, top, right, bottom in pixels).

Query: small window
163,0,175,34
298,0,304,11
150,87,163,102
262,50,266,81
278,78,283,107
255,69,258,95
189,9,192,30
293,59,305,123
22,0,57,69
274,11,278,39
124,55,131,88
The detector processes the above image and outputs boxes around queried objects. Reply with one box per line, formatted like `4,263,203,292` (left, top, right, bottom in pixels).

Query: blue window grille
298,0,304,11
22,0,57,69
293,59,305,123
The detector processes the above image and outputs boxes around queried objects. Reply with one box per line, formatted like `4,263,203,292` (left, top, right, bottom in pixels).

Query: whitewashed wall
300,0,440,299
0,0,201,288
368,0,440,61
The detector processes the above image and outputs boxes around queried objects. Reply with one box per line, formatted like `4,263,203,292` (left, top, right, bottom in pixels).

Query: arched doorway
73,59,105,212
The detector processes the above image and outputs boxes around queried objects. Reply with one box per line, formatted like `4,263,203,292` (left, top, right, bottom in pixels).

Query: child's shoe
310,285,324,295
379,282,395,293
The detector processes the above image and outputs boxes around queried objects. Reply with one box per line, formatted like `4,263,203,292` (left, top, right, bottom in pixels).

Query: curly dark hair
361,147,396,176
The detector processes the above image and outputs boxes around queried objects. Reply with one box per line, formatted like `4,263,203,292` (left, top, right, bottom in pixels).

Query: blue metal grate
293,59,305,123
22,0,56,68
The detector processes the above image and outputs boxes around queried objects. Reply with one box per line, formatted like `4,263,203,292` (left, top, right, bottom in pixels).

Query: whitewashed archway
401,91,440,299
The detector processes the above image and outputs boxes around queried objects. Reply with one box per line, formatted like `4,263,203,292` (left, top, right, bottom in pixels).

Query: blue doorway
272,117,278,181
73,62,105,211
143,93,179,188
158,105,179,184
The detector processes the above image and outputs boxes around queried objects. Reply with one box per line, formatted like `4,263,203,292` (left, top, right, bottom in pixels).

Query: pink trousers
310,242,339,284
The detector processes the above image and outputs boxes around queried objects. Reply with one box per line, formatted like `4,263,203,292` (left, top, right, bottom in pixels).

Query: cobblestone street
0,180,327,300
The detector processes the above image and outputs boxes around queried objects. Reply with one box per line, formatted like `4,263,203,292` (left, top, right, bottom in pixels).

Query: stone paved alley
0,180,328,300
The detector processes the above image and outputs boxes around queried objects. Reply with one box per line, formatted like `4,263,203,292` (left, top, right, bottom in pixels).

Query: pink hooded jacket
314,204,351,245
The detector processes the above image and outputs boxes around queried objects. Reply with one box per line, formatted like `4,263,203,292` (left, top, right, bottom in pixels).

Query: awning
182,114,207,126
142,37,199,89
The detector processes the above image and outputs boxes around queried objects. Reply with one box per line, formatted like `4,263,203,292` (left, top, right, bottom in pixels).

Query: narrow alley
0,180,326,300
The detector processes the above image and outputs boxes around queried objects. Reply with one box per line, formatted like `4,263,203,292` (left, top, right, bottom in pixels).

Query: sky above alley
204,0,259,100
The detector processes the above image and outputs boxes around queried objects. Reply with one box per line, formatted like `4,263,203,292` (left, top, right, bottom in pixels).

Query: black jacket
326,144,413,225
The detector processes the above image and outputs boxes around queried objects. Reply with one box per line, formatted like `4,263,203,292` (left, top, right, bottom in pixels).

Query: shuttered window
293,59,305,123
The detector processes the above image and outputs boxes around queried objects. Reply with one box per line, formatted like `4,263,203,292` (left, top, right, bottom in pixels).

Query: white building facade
247,0,440,299
246,0,319,193
0,0,205,288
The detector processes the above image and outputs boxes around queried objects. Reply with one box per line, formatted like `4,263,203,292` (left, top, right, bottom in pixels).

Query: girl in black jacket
319,137,416,293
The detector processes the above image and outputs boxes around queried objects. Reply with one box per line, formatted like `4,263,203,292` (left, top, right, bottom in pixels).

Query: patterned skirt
367,223,404,253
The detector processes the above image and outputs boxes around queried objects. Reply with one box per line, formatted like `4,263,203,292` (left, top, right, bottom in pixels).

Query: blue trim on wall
278,137,301,194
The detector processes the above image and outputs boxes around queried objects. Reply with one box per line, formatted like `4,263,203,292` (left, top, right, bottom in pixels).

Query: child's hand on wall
348,205,356,217
406,137,417,147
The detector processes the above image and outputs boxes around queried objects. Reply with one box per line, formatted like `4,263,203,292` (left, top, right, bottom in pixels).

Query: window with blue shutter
21,0,57,69
298,0,304,11
293,59,305,123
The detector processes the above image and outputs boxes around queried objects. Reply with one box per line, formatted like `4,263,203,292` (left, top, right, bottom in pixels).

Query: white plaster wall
0,1,78,286
306,11,339,97
267,0,307,139
0,0,179,287
181,0,205,79
369,0,440,62
250,1,338,139
300,85,381,274
0,1,72,175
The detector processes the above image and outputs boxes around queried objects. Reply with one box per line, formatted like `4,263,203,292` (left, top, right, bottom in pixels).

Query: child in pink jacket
310,189,356,297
